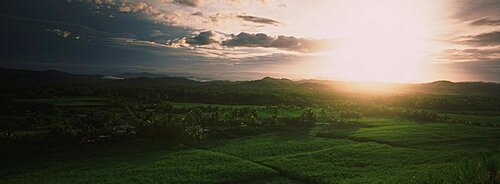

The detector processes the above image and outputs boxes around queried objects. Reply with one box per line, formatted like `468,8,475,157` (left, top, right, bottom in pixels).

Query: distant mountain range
1,67,499,96
115,72,170,79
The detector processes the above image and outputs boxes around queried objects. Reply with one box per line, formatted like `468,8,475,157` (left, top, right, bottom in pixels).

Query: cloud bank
169,31,331,53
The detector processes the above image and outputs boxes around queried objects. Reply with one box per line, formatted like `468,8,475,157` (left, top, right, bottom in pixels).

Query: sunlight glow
316,0,442,82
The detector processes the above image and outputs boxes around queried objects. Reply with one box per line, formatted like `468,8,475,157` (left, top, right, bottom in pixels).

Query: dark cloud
222,32,330,52
470,17,500,26
186,31,219,45
192,12,204,16
173,0,203,7
223,33,273,47
453,0,500,21
460,31,500,46
237,15,281,26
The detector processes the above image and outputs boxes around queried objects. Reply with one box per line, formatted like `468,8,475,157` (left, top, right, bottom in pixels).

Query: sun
314,0,441,83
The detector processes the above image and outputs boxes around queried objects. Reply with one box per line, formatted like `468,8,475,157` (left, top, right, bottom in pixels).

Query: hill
1,67,500,97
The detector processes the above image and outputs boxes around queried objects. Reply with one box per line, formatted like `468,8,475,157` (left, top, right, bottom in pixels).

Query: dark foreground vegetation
1,68,499,183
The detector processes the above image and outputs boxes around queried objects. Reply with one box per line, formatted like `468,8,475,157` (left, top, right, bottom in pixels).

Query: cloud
46,28,82,40
73,0,282,35
460,31,500,46
1,0,310,79
167,31,223,48
168,31,330,53
440,48,500,62
86,0,116,5
118,2,162,16
173,0,203,7
186,31,220,45
236,15,281,26
470,17,500,26
149,30,168,37
208,13,227,22
453,0,500,21
223,32,273,47
79,0,182,25
192,12,204,16
222,32,331,52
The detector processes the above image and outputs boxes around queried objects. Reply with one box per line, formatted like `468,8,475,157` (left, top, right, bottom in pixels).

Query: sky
0,0,499,82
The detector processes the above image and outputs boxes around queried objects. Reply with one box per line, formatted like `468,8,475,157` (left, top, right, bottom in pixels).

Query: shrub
403,156,500,184
397,109,444,122
339,110,362,119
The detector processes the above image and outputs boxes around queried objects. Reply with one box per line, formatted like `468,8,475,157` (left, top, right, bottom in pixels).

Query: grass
0,140,284,184
200,132,492,183
17,97,110,107
0,130,48,139
1,102,500,183
445,113,500,127
171,102,264,109
314,118,500,147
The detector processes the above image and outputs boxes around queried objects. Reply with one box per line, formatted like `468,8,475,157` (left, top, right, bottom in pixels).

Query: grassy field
16,97,110,107
444,113,500,126
1,102,499,183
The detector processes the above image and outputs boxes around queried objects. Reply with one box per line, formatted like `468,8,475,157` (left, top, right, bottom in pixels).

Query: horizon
1,0,499,82
3,66,499,84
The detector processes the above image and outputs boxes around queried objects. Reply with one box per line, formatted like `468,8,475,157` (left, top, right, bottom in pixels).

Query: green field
16,97,110,107
444,113,500,127
1,102,499,184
